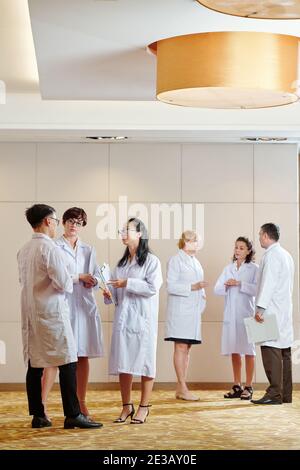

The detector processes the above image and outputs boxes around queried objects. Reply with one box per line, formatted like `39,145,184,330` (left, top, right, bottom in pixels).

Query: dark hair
233,236,255,264
25,204,56,228
260,223,280,241
118,218,151,267
62,207,87,226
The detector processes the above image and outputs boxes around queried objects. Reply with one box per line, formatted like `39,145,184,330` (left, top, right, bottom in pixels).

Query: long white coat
214,262,259,355
55,236,104,358
17,233,77,368
256,242,294,349
108,253,162,378
165,250,206,342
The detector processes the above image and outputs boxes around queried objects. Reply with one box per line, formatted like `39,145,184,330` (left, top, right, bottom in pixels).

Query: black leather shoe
32,416,52,428
64,413,103,429
251,396,282,405
283,398,292,403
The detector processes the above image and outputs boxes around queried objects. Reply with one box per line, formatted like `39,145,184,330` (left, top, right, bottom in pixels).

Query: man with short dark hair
18,204,102,429
251,223,294,405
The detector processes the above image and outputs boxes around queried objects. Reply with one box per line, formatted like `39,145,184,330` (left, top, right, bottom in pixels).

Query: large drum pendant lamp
196,1,300,19
148,32,299,109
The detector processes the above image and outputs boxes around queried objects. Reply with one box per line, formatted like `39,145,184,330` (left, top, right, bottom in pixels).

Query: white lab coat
17,233,77,368
108,253,162,378
56,236,104,358
165,250,206,342
214,261,258,355
256,242,294,349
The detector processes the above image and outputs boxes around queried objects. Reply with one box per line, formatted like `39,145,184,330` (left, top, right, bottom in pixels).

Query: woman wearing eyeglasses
104,218,162,424
42,207,104,422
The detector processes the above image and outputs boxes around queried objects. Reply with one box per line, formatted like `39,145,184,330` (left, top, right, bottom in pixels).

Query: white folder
244,314,279,344
98,263,118,305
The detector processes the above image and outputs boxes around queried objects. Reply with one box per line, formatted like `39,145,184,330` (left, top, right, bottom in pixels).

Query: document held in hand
244,314,280,344
98,263,117,305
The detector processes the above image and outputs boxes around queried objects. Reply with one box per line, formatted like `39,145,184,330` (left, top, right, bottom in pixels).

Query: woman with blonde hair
165,230,207,401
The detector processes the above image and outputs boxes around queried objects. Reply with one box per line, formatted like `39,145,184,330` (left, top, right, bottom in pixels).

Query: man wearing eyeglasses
17,204,102,429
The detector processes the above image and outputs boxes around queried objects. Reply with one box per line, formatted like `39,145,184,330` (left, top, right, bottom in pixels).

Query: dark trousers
26,361,81,418
261,346,292,402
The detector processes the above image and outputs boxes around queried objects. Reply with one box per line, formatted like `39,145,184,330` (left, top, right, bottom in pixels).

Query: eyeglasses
49,217,60,226
118,229,137,236
66,218,83,227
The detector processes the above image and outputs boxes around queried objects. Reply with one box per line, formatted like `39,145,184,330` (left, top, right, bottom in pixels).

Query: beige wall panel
0,143,36,201
182,144,253,202
109,144,181,202
36,143,109,202
0,203,33,322
0,322,26,382
254,144,298,203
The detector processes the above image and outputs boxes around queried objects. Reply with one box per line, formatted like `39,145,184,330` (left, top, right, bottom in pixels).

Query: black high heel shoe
130,404,152,424
113,403,135,423
224,384,243,399
240,386,253,400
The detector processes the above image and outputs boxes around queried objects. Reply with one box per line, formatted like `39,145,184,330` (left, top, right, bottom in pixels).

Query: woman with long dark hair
104,218,162,424
214,237,258,400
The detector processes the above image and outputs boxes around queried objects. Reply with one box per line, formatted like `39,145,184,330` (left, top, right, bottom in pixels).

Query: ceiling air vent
241,137,288,142
85,136,128,141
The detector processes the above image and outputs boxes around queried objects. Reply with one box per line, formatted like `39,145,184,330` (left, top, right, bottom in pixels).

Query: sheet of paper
244,314,280,344
99,262,112,283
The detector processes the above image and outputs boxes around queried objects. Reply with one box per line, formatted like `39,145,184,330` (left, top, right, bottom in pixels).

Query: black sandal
113,403,135,423
224,384,243,399
130,404,152,424
240,386,253,400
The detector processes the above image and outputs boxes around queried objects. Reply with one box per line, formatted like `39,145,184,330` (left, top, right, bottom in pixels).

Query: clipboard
98,263,118,306
244,314,279,344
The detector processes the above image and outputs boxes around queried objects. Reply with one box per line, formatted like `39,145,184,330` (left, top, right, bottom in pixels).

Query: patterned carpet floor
0,390,300,450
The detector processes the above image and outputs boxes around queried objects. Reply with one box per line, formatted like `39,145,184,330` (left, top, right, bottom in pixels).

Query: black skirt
164,337,201,345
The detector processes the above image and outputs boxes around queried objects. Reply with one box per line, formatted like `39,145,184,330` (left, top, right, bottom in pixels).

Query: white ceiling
28,0,300,100
1,0,300,142
0,0,38,93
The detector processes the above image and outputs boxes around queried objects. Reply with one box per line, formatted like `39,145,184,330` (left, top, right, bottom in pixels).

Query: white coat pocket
122,303,146,335
36,311,66,348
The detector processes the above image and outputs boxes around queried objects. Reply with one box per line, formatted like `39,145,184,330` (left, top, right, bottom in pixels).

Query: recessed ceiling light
241,137,288,142
85,136,128,141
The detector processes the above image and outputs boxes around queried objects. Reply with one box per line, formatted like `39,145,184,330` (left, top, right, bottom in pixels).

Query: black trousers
261,346,293,402
26,361,81,418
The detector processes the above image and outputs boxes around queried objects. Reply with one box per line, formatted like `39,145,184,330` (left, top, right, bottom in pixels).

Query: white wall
0,142,298,383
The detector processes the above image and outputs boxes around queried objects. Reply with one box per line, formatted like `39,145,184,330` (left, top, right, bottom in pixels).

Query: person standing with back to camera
17,204,102,429
42,207,104,423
